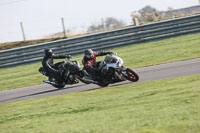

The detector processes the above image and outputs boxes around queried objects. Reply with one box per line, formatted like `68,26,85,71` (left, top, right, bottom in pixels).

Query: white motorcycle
82,53,139,87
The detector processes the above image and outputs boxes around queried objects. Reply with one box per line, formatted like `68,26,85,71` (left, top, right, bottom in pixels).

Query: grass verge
0,74,200,133
0,33,200,91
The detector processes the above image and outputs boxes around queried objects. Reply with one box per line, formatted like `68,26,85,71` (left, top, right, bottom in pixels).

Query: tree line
88,5,200,32
49,5,199,38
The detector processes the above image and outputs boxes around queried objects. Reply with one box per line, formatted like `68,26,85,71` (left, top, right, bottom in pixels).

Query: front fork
114,66,128,80
119,66,129,79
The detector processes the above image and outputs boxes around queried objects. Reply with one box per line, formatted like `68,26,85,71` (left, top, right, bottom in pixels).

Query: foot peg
43,80,58,86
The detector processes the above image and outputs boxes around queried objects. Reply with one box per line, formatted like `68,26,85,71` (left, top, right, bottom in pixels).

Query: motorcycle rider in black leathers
82,49,113,80
42,48,71,84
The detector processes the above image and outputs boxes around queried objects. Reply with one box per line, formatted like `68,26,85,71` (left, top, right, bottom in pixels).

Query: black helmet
85,49,94,58
44,48,53,57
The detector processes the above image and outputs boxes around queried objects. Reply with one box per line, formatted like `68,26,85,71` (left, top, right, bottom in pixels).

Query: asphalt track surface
0,58,200,104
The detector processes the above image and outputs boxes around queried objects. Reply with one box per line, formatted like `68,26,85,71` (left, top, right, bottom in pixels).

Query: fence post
20,22,26,41
101,18,107,31
134,18,139,26
61,18,67,38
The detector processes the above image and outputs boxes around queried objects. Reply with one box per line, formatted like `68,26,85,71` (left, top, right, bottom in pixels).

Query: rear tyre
52,82,65,89
97,81,109,87
125,68,139,82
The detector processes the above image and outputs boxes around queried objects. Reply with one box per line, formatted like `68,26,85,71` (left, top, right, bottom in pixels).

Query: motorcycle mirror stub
66,55,72,58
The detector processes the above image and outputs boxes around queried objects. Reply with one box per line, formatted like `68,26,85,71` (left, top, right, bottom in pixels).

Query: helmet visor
86,53,94,58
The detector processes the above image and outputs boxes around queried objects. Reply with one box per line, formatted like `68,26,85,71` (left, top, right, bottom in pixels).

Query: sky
0,0,199,43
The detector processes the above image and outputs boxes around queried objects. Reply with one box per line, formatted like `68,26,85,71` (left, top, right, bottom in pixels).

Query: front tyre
77,71,91,84
125,68,139,82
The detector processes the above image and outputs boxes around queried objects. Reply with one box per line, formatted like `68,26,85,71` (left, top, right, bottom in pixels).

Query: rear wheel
97,81,109,87
125,68,139,82
97,80,109,87
52,83,65,89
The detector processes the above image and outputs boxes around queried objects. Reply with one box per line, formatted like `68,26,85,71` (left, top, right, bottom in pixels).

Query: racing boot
43,80,59,86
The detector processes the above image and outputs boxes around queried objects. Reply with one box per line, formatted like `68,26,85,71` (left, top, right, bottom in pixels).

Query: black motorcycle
81,53,139,87
39,57,82,89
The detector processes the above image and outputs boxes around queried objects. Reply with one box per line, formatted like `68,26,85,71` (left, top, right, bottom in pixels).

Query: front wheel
77,71,91,84
125,68,139,82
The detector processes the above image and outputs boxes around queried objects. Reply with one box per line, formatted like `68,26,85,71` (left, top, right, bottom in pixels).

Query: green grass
0,33,200,91
0,74,200,133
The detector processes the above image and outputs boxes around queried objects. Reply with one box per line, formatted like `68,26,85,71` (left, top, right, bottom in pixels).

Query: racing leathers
82,51,112,79
42,54,69,82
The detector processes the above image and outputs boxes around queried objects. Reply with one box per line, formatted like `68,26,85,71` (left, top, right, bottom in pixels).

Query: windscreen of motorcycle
104,55,115,64
118,57,123,67
104,55,123,66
